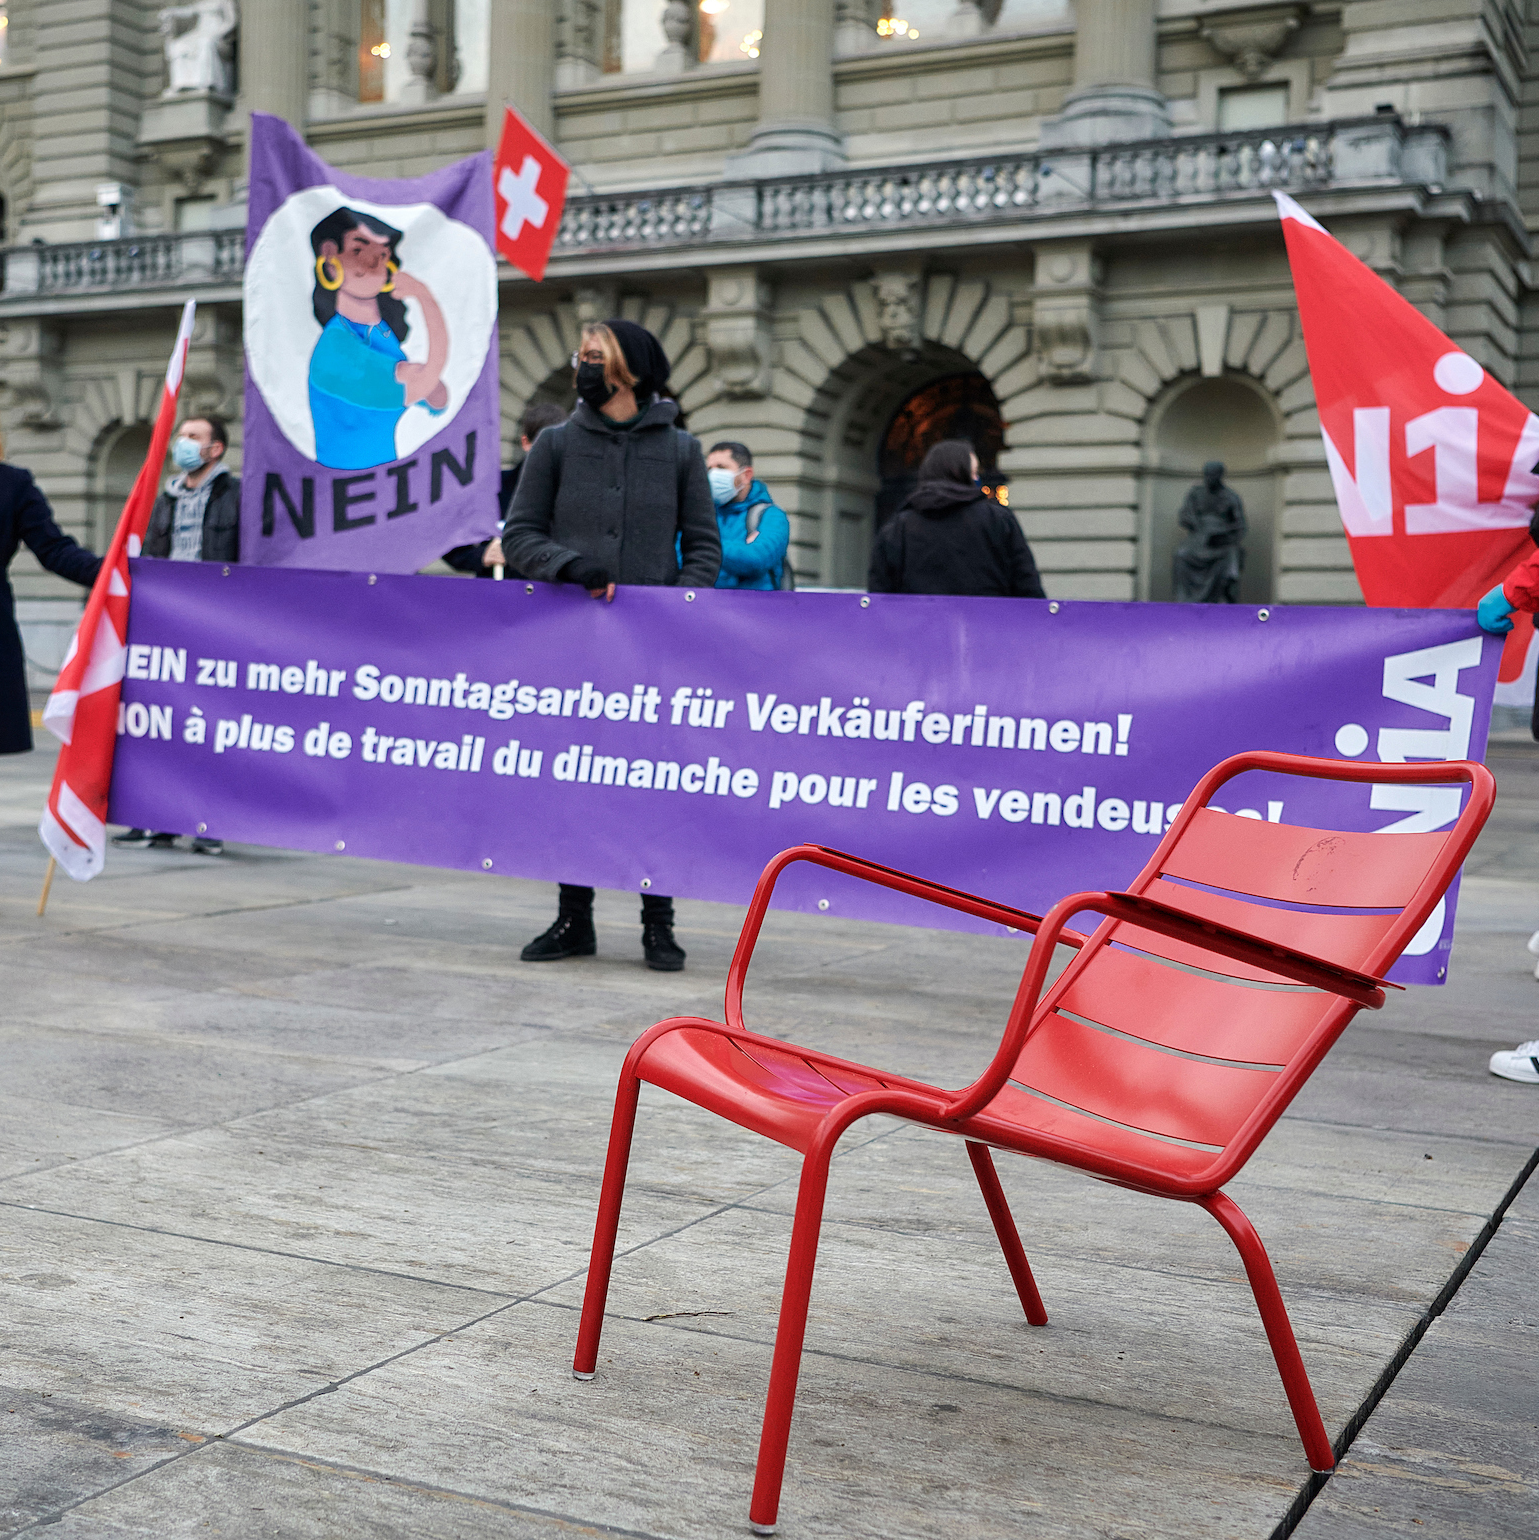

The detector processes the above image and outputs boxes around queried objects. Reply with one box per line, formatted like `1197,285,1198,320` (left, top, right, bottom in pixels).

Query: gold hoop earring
315,255,343,291
380,259,399,294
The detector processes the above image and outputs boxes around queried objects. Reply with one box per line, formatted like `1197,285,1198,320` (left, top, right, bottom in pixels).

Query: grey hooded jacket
502,398,720,588
143,467,241,564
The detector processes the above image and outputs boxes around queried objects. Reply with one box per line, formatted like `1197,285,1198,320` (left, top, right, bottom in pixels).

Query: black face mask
576,362,617,410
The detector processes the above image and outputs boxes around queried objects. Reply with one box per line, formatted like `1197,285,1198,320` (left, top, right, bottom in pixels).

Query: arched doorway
93,422,154,552
1143,376,1281,604
794,336,1017,588
877,372,1007,528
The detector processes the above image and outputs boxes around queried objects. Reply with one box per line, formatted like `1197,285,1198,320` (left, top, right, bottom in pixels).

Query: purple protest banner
241,113,500,572
110,562,1499,984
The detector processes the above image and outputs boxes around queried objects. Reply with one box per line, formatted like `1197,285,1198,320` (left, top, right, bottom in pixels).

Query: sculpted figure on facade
873,270,922,357
1173,461,1247,603
158,1,238,96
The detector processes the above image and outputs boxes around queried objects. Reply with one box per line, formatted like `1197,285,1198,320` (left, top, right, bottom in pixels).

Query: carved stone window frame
1193,58,1312,133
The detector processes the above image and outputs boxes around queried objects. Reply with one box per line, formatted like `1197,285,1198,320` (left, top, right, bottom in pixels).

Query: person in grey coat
504,319,720,973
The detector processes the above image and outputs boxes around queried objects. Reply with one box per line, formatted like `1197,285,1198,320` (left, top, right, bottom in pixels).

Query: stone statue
1173,460,1247,603
159,1,238,97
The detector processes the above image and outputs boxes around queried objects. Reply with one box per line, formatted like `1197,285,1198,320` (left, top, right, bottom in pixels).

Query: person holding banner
0,449,102,755
504,319,720,972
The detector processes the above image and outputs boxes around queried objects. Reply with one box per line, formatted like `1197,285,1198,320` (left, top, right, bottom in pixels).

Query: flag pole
37,856,56,917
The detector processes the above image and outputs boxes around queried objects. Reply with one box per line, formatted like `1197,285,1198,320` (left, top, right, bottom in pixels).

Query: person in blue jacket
705,441,791,590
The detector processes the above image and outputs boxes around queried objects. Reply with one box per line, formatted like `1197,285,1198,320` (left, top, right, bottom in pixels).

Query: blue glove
1477,584,1515,635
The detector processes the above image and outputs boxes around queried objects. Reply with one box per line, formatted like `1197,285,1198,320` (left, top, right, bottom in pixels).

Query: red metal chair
572,752,1494,1534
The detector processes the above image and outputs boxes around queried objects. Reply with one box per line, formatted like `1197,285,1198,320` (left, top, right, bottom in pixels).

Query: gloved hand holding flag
1276,193,1539,702
39,300,196,881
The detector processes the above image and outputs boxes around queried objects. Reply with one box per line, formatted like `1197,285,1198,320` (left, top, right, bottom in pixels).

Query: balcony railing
0,117,1444,300
4,228,246,297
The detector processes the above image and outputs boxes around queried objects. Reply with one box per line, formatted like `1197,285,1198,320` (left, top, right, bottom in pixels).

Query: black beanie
605,318,670,401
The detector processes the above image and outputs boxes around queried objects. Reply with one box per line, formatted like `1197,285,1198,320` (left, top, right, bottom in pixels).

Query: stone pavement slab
1,740,1535,1538
1292,1167,1539,1539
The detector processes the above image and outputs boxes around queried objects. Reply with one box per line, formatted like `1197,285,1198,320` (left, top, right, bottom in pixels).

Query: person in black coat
868,439,1045,599
504,319,721,975
0,460,102,754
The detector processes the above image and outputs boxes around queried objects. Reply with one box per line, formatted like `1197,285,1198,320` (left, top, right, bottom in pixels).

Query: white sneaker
1489,1040,1539,1083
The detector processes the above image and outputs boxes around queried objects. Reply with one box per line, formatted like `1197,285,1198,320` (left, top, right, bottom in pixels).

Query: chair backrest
1006,751,1494,1190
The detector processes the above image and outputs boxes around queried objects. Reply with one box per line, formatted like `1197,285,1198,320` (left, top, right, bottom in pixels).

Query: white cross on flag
493,105,569,283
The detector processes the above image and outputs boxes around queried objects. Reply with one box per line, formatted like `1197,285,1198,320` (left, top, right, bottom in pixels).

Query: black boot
641,895,685,972
521,885,597,962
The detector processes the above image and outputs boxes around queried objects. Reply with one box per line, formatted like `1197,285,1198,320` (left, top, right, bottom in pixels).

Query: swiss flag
1276,192,1539,692
493,105,570,283
39,301,195,880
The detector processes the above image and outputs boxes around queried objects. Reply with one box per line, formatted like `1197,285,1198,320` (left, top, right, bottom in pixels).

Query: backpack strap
744,502,770,536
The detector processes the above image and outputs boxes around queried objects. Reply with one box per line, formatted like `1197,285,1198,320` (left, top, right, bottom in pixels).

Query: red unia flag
40,300,196,879
1276,192,1539,701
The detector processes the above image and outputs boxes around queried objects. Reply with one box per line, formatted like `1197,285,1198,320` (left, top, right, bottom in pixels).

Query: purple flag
240,113,500,572
111,565,1500,985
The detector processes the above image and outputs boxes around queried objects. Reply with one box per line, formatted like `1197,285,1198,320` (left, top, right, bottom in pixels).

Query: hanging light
740,28,762,57
700,0,730,13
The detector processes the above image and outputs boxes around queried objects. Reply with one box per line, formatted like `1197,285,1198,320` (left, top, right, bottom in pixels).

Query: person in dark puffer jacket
868,439,1045,599
503,319,720,973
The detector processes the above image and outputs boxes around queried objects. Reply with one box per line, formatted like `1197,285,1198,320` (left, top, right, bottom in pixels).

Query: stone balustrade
0,118,1445,300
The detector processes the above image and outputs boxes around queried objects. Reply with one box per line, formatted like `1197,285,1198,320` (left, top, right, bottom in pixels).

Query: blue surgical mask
708,468,740,506
171,436,204,472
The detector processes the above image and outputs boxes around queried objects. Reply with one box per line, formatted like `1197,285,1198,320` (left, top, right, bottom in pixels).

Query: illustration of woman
308,207,450,470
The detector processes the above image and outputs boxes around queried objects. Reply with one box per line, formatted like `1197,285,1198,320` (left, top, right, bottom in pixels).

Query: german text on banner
110,570,1498,985
241,113,500,573
1276,191,1539,705
40,301,196,881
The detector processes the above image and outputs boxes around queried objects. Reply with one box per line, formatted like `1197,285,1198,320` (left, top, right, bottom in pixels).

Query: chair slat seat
1162,807,1448,909
574,751,1496,1533
638,1021,936,1155
965,1082,1222,1186
1011,1009,1281,1153
1045,939,1335,1066
1142,875,1402,968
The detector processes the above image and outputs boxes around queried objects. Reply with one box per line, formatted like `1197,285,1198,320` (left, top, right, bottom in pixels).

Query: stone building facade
1,0,1537,680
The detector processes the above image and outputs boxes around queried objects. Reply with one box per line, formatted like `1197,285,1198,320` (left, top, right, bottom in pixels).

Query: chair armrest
723,844,1090,1031
1095,890,1399,1009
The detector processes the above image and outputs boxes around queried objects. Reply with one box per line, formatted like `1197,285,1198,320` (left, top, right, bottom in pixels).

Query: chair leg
966,1141,1048,1326
573,1072,642,1379
1200,1190,1335,1473
748,1144,835,1536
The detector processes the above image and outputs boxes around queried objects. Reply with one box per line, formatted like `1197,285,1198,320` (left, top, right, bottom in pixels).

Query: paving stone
1,740,1534,1538
1293,1174,1539,1539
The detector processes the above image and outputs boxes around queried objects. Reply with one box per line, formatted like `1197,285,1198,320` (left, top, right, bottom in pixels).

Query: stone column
486,0,556,146
556,0,603,90
398,0,441,105
1039,0,1170,147
240,0,309,130
834,0,876,55
730,0,843,175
